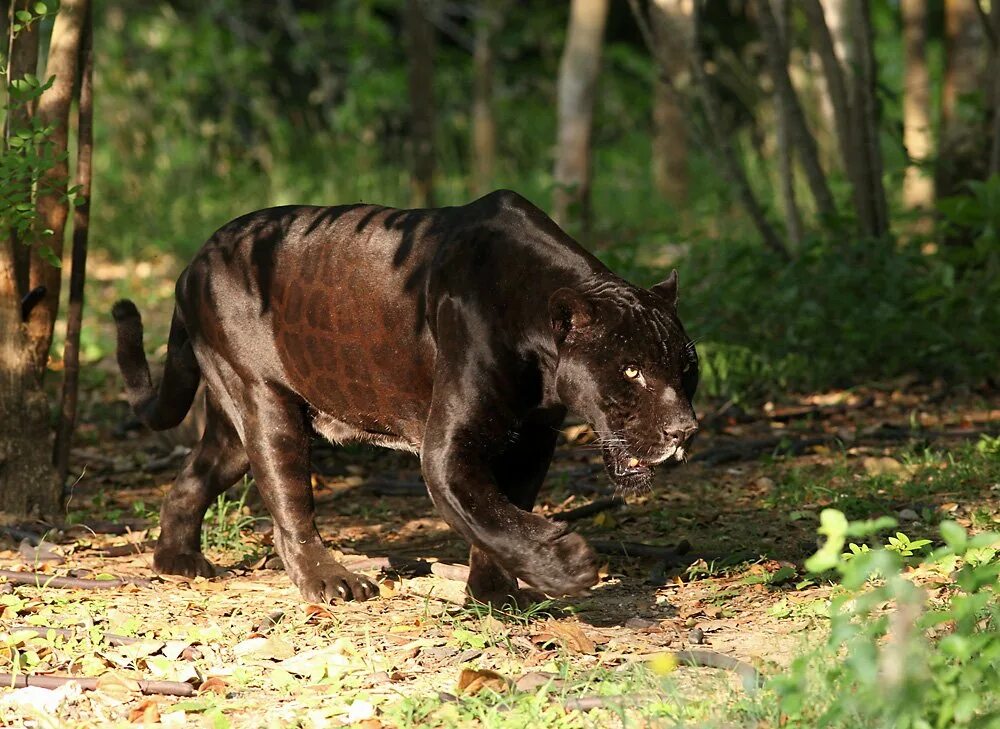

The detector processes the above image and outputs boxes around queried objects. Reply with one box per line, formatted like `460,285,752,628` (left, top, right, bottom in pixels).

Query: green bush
766,510,1000,728
677,231,1000,399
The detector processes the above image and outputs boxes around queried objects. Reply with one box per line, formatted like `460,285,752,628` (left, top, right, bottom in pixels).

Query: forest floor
1,255,998,727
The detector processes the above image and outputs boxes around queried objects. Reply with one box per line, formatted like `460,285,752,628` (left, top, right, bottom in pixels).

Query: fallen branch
589,539,691,560
89,540,155,557
0,570,153,590
0,527,43,546
672,649,765,692
694,426,1000,466
0,673,195,696
343,556,433,576
552,496,624,522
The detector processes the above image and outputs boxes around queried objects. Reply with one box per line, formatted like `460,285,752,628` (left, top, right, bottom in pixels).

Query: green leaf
940,521,967,553
15,10,32,21
33,2,48,14
37,245,62,268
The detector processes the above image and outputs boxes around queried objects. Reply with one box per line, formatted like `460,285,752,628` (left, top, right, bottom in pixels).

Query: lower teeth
627,457,640,468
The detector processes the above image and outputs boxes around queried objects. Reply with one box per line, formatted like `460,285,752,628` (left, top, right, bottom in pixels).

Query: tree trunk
850,0,888,238
29,0,89,377
649,0,693,205
936,0,987,200
902,0,933,214
989,0,1000,177
471,1,504,197
54,3,93,483
1,2,60,517
553,0,609,231
688,4,788,258
758,0,836,227
764,0,803,245
405,0,435,207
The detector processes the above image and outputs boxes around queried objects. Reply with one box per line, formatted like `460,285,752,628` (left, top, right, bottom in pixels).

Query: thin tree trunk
902,0,934,213
850,0,888,237
553,0,609,231
471,1,504,197
937,0,987,200
1,2,60,517
688,5,788,258
765,0,803,245
405,0,435,207
989,1,1000,177
972,0,1000,178
801,0,870,234
649,0,693,205
54,3,92,483
758,0,836,227
28,0,89,376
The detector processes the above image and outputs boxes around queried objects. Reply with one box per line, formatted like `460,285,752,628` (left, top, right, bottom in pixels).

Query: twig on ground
552,495,624,522
0,570,153,590
0,673,195,696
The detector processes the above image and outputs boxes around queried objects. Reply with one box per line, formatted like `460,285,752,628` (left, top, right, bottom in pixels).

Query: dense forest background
85,0,999,399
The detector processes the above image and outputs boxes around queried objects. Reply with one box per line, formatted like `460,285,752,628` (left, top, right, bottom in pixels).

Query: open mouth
601,444,688,492
602,447,655,492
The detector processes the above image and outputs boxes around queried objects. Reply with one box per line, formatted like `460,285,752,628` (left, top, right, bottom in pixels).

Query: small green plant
202,478,262,555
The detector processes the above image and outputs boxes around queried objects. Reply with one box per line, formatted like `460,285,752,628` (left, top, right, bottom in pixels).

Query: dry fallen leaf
127,698,161,724
530,620,596,654
456,668,511,695
96,671,142,703
199,676,228,695
232,636,296,661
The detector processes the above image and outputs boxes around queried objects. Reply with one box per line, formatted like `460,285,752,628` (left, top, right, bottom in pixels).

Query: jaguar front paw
515,531,598,597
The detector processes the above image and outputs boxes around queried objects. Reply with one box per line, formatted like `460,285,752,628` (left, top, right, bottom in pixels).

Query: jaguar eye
623,365,641,380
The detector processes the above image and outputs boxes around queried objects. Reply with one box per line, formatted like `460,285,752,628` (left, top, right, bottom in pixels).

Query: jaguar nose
664,422,698,444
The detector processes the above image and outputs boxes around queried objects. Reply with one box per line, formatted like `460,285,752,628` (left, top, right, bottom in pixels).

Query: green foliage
679,233,1000,399
1,2,69,267
770,511,1000,728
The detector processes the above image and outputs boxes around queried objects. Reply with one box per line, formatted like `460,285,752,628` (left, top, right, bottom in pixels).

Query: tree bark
553,0,609,231
405,0,436,207
29,0,89,376
54,2,93,483
471,1,505,197
758,0,836,227
901,0,933,213
649,0,693,205
1,2,60,517
764,0,803,246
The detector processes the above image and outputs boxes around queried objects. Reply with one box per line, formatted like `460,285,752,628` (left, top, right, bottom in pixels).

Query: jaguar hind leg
153,393,250,578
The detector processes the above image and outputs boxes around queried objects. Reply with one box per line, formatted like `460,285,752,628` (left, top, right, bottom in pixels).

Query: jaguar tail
111,300,200,431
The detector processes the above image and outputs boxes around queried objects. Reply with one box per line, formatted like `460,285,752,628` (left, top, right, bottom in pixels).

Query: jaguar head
549,270,699,493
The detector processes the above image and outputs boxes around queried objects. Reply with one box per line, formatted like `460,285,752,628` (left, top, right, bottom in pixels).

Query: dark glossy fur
113,190,698,605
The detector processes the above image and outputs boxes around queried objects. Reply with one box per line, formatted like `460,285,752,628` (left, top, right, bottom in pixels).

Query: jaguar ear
651,269,679,307
549,288,593,343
